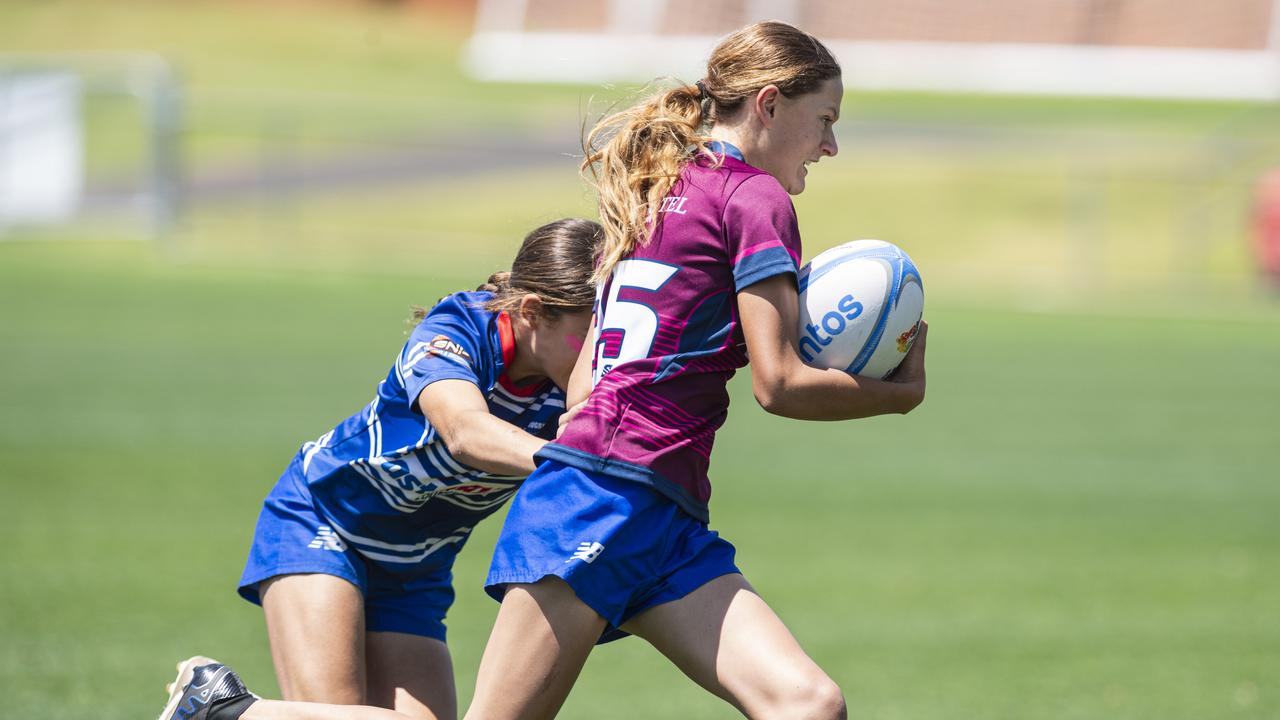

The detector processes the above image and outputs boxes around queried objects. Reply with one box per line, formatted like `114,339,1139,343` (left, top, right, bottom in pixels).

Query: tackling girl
161,218,602,720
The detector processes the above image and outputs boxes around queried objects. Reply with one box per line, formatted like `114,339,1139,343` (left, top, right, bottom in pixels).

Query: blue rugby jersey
297,291,565,567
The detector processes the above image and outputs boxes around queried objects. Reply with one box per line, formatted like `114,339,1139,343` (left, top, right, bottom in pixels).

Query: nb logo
308,525,347,552
567,541,604,564
178,696,207,719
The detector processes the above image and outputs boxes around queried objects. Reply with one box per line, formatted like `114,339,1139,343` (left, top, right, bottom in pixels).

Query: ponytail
476,271,512,295
582,83,714,284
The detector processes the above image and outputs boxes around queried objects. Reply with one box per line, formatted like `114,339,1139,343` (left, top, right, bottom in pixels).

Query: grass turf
1,241,1276,719
3,2,1280,717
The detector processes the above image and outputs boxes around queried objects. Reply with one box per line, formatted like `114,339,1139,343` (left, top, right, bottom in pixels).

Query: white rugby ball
797,239,924,379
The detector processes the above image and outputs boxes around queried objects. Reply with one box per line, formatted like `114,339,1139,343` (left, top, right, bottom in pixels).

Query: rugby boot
158,656,257,720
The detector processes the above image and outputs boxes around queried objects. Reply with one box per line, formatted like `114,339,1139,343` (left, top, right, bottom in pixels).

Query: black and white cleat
158,656,256,720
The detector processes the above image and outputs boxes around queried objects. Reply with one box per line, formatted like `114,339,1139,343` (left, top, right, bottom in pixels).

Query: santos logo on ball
799,294,863,363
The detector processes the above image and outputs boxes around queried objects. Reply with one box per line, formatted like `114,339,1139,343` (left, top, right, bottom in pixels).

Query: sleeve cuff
734,258,798,292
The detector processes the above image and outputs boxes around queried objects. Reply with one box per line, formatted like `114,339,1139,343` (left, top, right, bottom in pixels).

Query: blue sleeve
398,296,492,411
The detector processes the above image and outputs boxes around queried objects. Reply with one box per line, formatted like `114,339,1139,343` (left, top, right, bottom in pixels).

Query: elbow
752,354,809,417
440,426,476,465
752,374,793,417
896,383,927,415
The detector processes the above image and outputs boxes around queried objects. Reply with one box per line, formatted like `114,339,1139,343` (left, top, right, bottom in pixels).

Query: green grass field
4,1,1280,718
2,241,1277,719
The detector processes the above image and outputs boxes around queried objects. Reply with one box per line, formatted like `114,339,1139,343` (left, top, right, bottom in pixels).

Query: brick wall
515,0,1274,50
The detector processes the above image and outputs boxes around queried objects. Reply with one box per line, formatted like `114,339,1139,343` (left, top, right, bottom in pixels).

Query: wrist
892,380,925,414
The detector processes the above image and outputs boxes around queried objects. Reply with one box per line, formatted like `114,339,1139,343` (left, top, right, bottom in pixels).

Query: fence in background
161,95,1280,303
0,53,180,245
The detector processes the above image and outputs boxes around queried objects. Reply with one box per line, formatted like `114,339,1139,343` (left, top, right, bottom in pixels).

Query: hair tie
695,80,713,119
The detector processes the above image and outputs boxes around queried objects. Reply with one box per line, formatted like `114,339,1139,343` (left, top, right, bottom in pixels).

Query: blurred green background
1,2,1278,719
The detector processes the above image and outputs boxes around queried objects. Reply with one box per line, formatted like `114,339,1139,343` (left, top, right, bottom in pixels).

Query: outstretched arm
738,274,927,421
417,380,547,476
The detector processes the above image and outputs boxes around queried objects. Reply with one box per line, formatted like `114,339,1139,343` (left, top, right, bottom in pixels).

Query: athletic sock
207,695,257,720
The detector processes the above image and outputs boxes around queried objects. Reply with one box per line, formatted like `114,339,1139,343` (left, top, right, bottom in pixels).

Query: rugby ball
797,240,923,378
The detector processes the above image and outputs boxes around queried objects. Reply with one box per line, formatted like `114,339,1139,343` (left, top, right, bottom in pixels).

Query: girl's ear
517,293,543,323
755,85,780,127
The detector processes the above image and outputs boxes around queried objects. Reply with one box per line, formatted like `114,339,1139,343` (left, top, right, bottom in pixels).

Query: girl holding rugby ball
465,20,928,720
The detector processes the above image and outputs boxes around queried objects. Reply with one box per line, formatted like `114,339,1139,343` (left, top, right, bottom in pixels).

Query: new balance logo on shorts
567,541,604,563
308,525,347,552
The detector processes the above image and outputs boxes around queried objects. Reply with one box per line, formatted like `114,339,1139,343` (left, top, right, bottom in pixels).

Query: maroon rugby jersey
538,150,802,522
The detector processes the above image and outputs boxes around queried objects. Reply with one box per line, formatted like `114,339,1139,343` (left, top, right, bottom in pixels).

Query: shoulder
725,167,790,209
678,157,788,218
412,291,494,334
686,157,788,208
405,291,501,365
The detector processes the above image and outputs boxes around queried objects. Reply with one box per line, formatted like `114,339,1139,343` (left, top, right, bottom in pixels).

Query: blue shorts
485,460,739,642
238,458,455,641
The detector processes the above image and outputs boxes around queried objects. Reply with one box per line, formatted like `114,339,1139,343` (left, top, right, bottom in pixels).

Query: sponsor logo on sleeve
427,335,472,363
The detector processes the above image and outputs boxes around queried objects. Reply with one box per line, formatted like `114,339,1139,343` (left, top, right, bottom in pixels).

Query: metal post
143,57,182,254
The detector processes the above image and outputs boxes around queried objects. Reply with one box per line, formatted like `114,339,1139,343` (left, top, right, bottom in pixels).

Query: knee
779,674,846,720
809,676,847,720
749,672,845,720
281,671,364,704
273,649,364,704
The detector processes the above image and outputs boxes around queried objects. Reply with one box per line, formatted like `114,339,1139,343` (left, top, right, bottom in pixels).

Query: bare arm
417,379,547,476
738,274,927,421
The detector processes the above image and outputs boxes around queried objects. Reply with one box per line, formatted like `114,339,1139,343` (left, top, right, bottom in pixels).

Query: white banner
0,72,83,226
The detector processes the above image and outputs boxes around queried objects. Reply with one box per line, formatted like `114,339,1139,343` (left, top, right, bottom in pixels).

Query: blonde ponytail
582,83,713,284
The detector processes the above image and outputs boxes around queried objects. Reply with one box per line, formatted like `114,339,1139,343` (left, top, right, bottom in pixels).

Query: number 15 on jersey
593,259,679,385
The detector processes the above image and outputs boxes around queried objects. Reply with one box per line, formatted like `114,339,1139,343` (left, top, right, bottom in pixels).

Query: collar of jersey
495,311,546,397
496,310,516,368
707,140,746,162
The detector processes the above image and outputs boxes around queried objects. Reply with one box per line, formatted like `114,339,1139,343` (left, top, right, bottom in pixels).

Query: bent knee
814,678,848,720
273,647,365,704
748,672,845,720
775,674,846,720
281,678,365,705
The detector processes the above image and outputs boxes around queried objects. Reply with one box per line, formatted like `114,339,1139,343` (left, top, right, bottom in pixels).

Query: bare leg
366,632,456,720
243,700,415,720
462,578,607,720
162,656,417,720
261,574,366,703
622,574,846,720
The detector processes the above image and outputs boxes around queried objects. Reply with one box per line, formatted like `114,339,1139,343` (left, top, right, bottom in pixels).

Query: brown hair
412,218,603,323
581,21,840,282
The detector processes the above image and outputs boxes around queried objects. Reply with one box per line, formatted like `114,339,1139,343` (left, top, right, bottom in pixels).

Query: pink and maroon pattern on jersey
537,154,802,521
